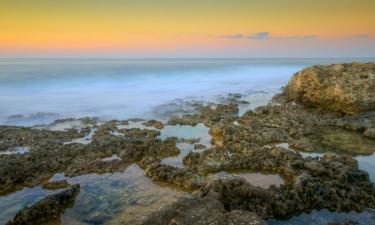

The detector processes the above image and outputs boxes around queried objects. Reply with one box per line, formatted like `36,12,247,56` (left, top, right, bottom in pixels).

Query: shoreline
1,62,375,225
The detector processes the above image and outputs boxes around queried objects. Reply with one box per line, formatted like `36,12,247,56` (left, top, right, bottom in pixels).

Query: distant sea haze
0,58,373,126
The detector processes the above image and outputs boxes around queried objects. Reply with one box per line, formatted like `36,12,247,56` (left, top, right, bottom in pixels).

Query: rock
140,194,267,225
284,62,375,114
2,62,375,224
142,120,164,129
363,128,375,138
178,138,201,144
226,210,267,225
141,195,227,225
194,143,206,150
6,184,80,225
289,138,315,152
327,219,358,225
304,161,327,175
0,122,180,195
42,180,69,190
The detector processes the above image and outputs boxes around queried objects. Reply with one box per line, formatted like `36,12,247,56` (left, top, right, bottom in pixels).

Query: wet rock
284,62,375,114
308,127,375,155
168,103,239,127
177,137,201,144
142,120,164,129
42,180,69,190
327,219,358,225
363,128,375,138
6,184,80,225
140,194,267,225
143,161,205,190
140,195,227,225
0,122,179,195
194,143,206,150
226,210,267,225
303,161,328,176
289,138,314,152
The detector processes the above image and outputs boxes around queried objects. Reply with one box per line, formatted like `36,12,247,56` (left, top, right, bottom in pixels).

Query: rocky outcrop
0,121,179,195
2,65,375,224
142,120,164,129
6,184,80,225
140,194,267,225
284,62,375,114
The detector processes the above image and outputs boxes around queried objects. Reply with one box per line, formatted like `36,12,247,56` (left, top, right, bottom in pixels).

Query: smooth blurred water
0,58,373,126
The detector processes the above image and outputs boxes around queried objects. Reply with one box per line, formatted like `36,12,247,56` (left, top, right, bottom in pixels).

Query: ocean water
1,58,373,126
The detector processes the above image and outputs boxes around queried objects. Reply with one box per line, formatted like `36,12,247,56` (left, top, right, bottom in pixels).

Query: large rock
284,62,375,114
6,184,80,225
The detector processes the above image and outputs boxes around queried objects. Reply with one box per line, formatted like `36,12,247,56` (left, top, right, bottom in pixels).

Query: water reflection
0,146,30,155
160,124,211,168
307,127,375,156
0,187,60,224
231,171,284,189
59,164,187,225
267,208,375,225
356,153,375,183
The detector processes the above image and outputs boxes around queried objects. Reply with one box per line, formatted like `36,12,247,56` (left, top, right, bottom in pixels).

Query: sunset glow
1,0,375,57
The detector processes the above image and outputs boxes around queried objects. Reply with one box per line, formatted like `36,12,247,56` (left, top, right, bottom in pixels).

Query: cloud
246,32,269,40
218,32,319,41
348,34,371,39
218,34,244,39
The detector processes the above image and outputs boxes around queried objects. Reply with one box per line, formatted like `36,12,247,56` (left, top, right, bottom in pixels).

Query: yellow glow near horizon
1,0,374,56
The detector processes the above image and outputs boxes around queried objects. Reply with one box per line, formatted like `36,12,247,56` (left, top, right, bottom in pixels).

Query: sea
1,58,373,126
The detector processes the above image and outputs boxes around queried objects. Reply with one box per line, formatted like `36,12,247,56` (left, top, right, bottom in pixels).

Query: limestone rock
284,62,375,114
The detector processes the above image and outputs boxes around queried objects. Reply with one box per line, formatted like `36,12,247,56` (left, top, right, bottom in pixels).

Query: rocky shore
0,62,374,224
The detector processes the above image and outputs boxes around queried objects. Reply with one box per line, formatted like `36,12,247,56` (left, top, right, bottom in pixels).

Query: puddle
356,153,375,183
0,146,31,155
1,165,187,225
101,154,121,162
160,123,211,146
299,152,325,159
231,171,284,189
54,164,187,225
0,187,61,224
307,127,375,156
160,123,211,168
294,128,375,182
161,143,195,168
267,208,375,225
276,143,290,149
64,128,97,145
110,130,124,137
207,171,284,189
233,121,240,126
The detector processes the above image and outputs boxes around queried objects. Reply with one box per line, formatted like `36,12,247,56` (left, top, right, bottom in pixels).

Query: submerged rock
284,62,375,114
140,194,267,225
6,184,80,225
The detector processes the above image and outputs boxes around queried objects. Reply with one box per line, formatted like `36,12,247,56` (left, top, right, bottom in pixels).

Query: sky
0,0,375,58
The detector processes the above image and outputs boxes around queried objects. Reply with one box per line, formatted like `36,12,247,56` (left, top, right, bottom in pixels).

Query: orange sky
1,0,374,57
